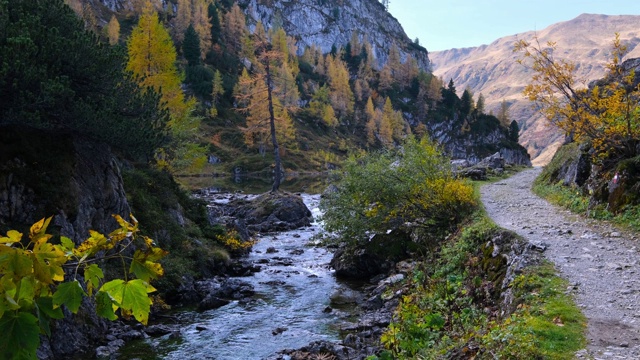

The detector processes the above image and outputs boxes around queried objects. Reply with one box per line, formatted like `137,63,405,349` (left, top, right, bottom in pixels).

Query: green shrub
320,136,476,247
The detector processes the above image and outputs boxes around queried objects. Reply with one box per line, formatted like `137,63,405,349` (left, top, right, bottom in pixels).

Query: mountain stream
119,194,360,359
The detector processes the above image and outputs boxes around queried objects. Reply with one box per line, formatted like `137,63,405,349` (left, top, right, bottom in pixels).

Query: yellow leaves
516,33,640,164
31,242,66,284
0,230,22,244
0,214,166,339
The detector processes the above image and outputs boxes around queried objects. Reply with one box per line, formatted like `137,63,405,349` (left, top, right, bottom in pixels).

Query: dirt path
481,167,640,359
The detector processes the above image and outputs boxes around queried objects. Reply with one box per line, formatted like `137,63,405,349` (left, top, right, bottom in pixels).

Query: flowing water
119,194,359,360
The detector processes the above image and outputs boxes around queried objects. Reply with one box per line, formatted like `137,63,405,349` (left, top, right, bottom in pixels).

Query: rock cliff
97,0,429,70
238,0,429,69
430,14,640,165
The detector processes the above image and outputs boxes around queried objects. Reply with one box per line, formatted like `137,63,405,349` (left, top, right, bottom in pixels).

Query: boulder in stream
229,192,312,233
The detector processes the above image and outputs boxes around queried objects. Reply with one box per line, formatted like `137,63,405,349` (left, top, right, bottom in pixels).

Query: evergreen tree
183,24,201,66
0,0,167,158
208,2,221,44
460,88,474,116
476,93,486,114
509,120,520,142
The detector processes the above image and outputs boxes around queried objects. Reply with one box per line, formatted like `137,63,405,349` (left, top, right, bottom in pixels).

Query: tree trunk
265,60,281,193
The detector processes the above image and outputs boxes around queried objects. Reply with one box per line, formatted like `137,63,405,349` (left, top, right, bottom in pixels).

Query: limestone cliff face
237,0,429,69
429,117,531,166
430,14,640,165
98,0,428,70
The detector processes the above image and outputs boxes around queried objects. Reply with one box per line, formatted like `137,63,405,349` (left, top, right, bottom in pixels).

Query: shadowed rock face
430,14,640,165
0,126,131,243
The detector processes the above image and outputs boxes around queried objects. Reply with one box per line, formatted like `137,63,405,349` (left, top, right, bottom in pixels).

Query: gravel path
481,167,640,359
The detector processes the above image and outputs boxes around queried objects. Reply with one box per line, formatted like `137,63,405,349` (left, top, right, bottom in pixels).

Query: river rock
331,229,417,280
330,288,361,306
199,296,231,311
144,325,175,337
229,192,313,233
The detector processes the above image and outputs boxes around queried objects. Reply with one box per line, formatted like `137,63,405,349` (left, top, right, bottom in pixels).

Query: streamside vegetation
321,138,585,359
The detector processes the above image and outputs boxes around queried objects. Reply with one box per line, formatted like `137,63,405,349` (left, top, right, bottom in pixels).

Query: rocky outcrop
429,115,531,167
0,127,131,243
0,127,137,359
238,0,429,70
330,229,417,280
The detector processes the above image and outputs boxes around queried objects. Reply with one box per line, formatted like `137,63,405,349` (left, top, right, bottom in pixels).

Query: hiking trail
481,167,640,359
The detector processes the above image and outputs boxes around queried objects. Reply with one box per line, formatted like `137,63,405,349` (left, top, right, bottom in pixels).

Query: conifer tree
208,2,221,44
223,4,247,55
476,93,486,114
234,28,299,192
497,99,510,127
172,0,192,45
107,14,120,46
127,2,205,172
326,54,354,118
365,97,377,145
183,24,202,66
192,0,212,59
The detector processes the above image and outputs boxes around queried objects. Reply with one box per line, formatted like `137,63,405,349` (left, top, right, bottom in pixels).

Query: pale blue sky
389,0,640,51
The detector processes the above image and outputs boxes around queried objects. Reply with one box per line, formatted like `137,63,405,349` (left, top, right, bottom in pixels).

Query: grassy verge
372,197,586,359
533,173,640,231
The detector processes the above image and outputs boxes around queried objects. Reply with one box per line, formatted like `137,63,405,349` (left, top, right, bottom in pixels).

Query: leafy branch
0,215,167,359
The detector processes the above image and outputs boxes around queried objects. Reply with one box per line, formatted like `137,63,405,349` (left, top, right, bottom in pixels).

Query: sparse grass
378,202,586,359
533,179,640,231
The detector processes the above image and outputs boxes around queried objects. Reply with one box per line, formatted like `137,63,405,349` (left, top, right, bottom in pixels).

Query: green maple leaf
100,279,155,325
84,264,104,296
53,280,86,313
95,291,118,321
0,311,39,360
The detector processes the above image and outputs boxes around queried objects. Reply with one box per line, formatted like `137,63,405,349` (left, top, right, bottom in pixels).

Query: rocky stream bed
113,194,402,360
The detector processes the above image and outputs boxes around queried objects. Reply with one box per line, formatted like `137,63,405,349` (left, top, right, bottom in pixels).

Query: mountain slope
430,14,640,165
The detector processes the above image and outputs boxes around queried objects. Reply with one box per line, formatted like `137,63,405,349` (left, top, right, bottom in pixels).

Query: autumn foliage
515,33,640,165
0,216,166,359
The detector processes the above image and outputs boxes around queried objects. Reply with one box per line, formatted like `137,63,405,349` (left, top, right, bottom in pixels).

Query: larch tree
497,99,510,127
326,54,355,119
234,28,298,192
172,0,192,45
365,97,377,145
107,14,120,45
192,0,212,59
127,2,205,172
223,3,247,56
